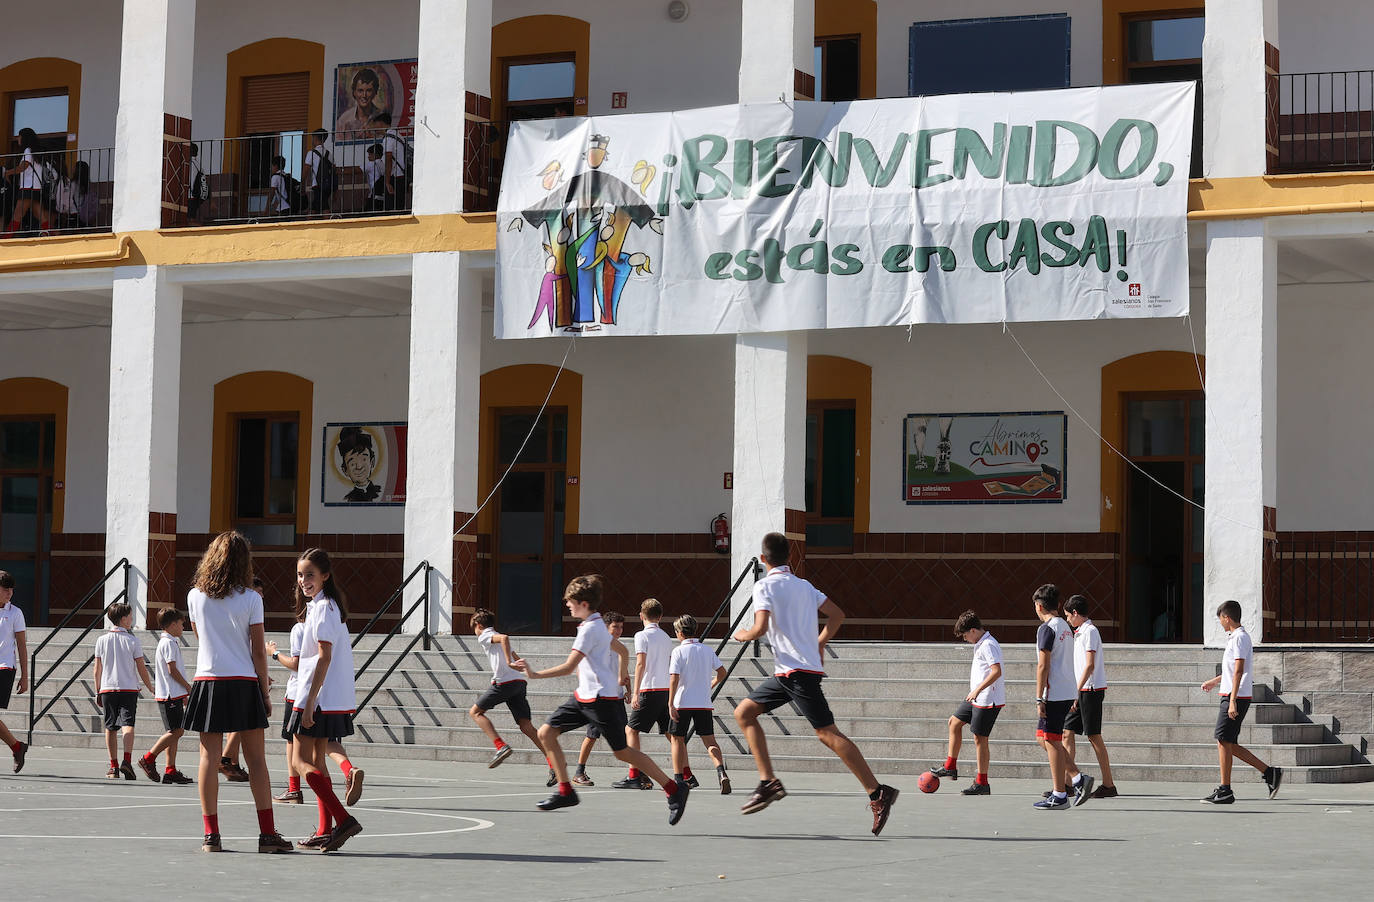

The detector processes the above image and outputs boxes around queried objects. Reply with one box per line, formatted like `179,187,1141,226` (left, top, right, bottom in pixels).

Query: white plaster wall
1278,0,1374,75
0,325,110,532
0,0,123,149
176,314,411,534
877,1,1104,98
811,292,1207,533
1277,282,1374,530
480,317,737,533
494,0,742,115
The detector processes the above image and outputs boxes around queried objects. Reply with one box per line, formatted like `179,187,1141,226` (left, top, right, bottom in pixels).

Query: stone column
106,267,183,627
413,0,492,215
113,0,197,231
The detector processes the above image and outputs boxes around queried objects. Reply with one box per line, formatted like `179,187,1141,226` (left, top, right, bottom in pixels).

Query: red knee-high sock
203,814,219,835
682,766,694,780
340,758,355,780
306,770,349,824
945,756,957,770
256,807,276,835
317,797,333,835
288,775,301,792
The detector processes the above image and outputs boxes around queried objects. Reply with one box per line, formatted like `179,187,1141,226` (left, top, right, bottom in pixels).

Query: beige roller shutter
241,72,310,134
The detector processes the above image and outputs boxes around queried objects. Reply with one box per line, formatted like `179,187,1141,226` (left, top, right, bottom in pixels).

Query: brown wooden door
0,417,56,624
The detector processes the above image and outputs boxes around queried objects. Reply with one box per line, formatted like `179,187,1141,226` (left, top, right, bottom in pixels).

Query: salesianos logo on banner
904,412,1066,504
495,82,1193,338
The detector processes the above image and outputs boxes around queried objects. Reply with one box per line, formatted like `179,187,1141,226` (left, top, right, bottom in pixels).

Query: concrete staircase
19,629,1374,784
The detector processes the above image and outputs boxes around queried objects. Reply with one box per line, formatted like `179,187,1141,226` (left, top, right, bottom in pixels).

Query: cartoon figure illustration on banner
513,134,663,333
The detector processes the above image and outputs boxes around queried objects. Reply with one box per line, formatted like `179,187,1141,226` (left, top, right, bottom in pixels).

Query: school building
0,0,1371,655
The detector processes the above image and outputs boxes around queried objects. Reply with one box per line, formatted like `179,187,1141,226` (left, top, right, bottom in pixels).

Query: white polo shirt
305,144,328,188
94,628,145,693
571,613,622,702
18,148,42,190
186,586,264,680
634,622,675,691
382,130,407,175
284,621,306,701
1073,620,1108,691
0,601,26,670
969,631,1005,707
752,566,827,676
1037,615,1077,702
1220,625,1255,698
295,595,355,714
479,627,523,685
153,632,188,700
669,639,722,710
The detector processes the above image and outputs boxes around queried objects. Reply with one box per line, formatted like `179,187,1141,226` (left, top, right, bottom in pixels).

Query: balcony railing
1274,535,1374,642
1277,71,1374,173
0,146,115,238
176,128,414,226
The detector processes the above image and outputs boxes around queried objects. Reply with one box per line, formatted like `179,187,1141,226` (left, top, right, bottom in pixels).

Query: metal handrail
351,561,431,719
678,558,764,744
702,557,759,642
353,560,429,649
27,559,130,745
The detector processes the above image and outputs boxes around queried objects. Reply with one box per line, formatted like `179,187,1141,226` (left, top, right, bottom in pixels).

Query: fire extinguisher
711,513,730,555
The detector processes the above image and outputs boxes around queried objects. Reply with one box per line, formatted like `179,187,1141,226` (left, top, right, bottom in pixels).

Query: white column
1203,0,1278,178
1203,220,1276,646
404,252,480,635
113,0,197,232
106,266,182,624
739,0,814,103
731,333,807,616
414,0,492,215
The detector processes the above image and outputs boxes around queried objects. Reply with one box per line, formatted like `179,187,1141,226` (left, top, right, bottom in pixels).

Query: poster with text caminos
495,82,1193,338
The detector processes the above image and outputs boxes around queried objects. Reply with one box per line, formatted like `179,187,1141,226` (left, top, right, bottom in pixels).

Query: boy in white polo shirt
1201,600,1282,804
667,614,730,793
1032,584,1081,810
615,598,676,789
467,608,544,769
931,610,1004,795
515,575,689,825
732,532,899,835
136,608,195,784
0,570,30,772
93,602,156,779
1062,595,1116,801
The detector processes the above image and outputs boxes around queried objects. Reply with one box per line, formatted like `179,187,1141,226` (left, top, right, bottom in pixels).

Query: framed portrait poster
322,422,407,506
333,59,418,143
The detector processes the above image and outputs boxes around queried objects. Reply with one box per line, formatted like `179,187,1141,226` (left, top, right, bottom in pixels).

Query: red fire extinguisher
711,513,730,555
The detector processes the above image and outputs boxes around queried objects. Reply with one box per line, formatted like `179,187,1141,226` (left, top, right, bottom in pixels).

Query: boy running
930,610,1003,795
0,571,29,772
1063,595,1116,800
1201,600,1282,804
1031,584,1081,810
137,609,195,784
667,614,730,793
572,611,630,787
467,608,543,768
514,576,689,825
732,533,899,835
615,599,675,789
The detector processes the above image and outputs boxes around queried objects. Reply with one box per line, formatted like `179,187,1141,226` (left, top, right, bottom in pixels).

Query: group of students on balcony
1,127,102,237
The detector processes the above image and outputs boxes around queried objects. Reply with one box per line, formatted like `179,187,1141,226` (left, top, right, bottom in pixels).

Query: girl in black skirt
287,548,363,852
183,532,293,853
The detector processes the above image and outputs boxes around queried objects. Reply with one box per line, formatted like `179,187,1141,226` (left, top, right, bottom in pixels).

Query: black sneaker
961,782,991,796
740,779,787,815
1263,766,1283,799
546,769,558,787
119,761,137,781
321,816,362,853
1201,786,1236,805
930,765,958,780
201,833,223,853
137,756,159,782
719,772,732,795
667,780,690,826
612,775,650,789
869,784,899,836
537,789,580,811
162,769,194,785
12,741,27,773
488,745,513,769
684,774,700,789
1032,795,1070,810
1073,775,1096,807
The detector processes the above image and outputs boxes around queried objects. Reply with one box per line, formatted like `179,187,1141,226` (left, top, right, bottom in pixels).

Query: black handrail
28,558,130,745
701,557,759,642
678,558,764,744
353,560,429,649
351,562,431,719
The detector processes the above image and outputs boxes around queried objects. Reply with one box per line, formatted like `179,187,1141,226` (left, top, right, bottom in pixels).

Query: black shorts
183,679,269,734
1036,699,1073,741
953,700,1003,737
670,709,716,738
1064,689,1105,736
748,671,835,729
1214,695,1252,743
0,668,14,708
158,697,186,732
628,690,672,734
547,696,629,751
286,707,355,741
101,691,139,730
16,188,42,200
474,681,532,722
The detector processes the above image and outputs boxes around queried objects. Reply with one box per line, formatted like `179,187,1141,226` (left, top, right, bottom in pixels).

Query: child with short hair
1031,584,1077,810
364,143,385,211
1201,600,1282,804
930,610,1004,795
136,608,194,784
1063,595,1116,801
667,614,730,794
269,156,293,215
468,608,544,769
93,602,156,779
571,611,630,786
515,577,689,824
616,599,675,789
0,570,30,772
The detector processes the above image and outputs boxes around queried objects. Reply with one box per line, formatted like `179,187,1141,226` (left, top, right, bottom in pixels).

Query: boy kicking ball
514,576,689,826
137,609,194,784
930,610,1004,796
1201,600,1282,804
667,614,730,793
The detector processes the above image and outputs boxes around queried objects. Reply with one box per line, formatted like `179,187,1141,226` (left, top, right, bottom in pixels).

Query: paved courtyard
1,745,1370,900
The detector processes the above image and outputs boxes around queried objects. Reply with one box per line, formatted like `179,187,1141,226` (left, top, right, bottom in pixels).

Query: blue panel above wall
909,14,1071,97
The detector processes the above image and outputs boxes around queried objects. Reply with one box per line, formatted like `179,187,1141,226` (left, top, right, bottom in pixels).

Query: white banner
496,83,1194,339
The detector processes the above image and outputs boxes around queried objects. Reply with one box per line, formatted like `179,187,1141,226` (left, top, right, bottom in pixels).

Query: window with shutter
241,72,310,135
